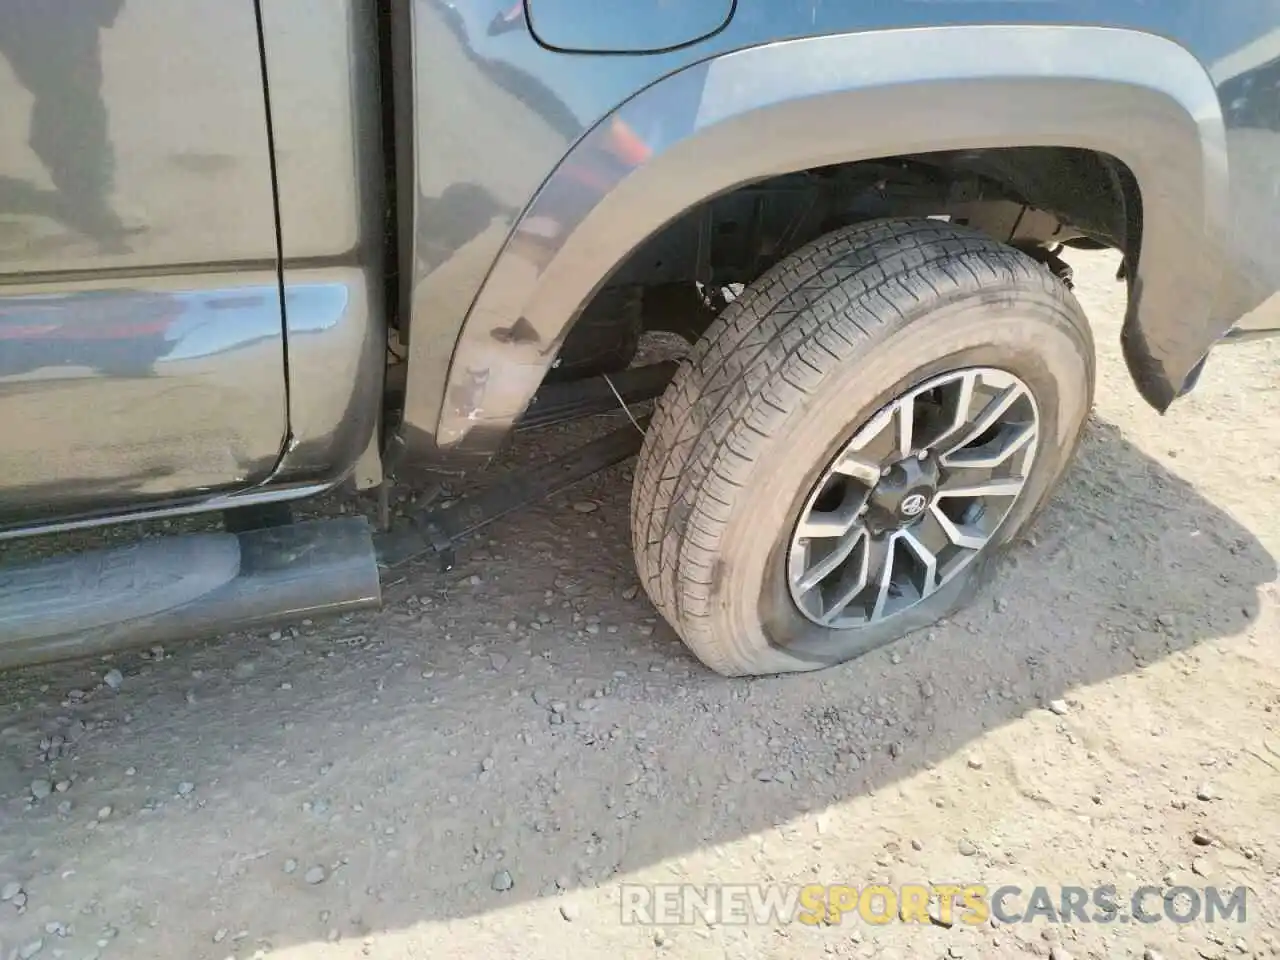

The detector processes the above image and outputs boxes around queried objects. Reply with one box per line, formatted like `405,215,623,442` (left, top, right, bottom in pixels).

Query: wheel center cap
868,456,940,529
900,491,929,517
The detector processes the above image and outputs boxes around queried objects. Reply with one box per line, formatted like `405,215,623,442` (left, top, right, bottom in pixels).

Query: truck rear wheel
630,219,1094,676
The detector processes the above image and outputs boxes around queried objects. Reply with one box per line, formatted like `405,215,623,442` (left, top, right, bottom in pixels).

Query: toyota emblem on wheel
900,493,928,517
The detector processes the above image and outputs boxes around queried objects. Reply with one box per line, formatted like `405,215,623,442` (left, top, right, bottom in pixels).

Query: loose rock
96,806,112,820
1,880,22,902
177,782,195,797
957,838,978,856
1048,700,1070,716
1196,782,1216,801
1049,948,1073,960
30,779,52,800
103,669,124,690
1193,829,1213,846
966,753,985,770
492,869,514,892
571,501,599,514
305,866,327,885
283,859,298,875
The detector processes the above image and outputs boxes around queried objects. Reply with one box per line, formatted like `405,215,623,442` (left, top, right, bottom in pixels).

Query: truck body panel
2,0,1280,534
393,0,1280,470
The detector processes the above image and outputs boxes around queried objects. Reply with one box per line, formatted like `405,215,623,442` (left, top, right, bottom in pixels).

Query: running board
0,517,381,669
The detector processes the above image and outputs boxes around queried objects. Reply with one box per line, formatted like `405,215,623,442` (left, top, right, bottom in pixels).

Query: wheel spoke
898,529,940,600
930,502,989,551
936,476,1025,499
910,506,951,557
869,533,900,621
796,509,858,539
795,526,867,594
943,420,1036,470
940,382,1027,458
929,370,977,452
896,393,915,458
818,537,873,624
829,452,883,487
846,405,897,464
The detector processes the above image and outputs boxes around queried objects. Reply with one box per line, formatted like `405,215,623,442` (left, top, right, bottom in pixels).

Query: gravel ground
1,251,1278,960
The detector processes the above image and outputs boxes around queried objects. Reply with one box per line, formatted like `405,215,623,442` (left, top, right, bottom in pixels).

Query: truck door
0,0,286,528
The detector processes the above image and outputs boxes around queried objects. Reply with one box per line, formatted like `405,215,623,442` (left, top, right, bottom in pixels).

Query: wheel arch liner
435,24,1227,462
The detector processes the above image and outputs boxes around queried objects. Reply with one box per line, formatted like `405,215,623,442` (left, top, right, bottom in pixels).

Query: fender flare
436,24,1227,459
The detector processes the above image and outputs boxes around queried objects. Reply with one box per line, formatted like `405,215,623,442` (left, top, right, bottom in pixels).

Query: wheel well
587,146,1141,342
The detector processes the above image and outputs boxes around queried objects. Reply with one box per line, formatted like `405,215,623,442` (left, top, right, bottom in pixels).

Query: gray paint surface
4,0,1280,530
0,0,287,526
397,6,1260,463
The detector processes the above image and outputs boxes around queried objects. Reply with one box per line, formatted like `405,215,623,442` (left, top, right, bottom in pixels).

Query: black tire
547,286,643,382
630,219,1094,677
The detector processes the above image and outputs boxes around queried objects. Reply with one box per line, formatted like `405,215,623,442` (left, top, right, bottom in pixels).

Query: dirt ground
1,251,1278,960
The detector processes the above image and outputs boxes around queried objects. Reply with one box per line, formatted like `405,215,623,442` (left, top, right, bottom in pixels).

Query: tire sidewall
704,289,1093,674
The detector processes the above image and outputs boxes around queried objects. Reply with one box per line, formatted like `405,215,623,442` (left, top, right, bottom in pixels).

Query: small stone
491,869,514,892
57,801,71,815
957,838,978,856
103,669,124,690
304,866,327,885
654,929,668,947
622,585,640,601
2,880,22,901
966,753,984,770
571,501,599,514
1048,700,1070,716
910,839,923,851
489,653,509,671
1196,782,1216,801
213,929,228,943
176,781,195,797
1049,948,1073,960
1192,857,1213,878
18,939,44,959
559,902,579,922
283,859,298,875
1143,950,1165,960
1193,829,1213,846
481,757,495,773
43,921,65,937
30,779,52,800
1157,612,1176,628
995,597,1009,613
326,928,341,943
54,781,70,793
96,806,112,820
13,891,27,908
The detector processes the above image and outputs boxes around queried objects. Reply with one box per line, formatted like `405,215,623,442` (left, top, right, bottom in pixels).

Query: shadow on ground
0,413,1273,953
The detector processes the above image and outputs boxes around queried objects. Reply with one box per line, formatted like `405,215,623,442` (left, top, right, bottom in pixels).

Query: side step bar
0,517,381,669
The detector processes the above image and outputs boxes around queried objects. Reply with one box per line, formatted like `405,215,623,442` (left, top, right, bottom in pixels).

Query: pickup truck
1,0,1278,676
